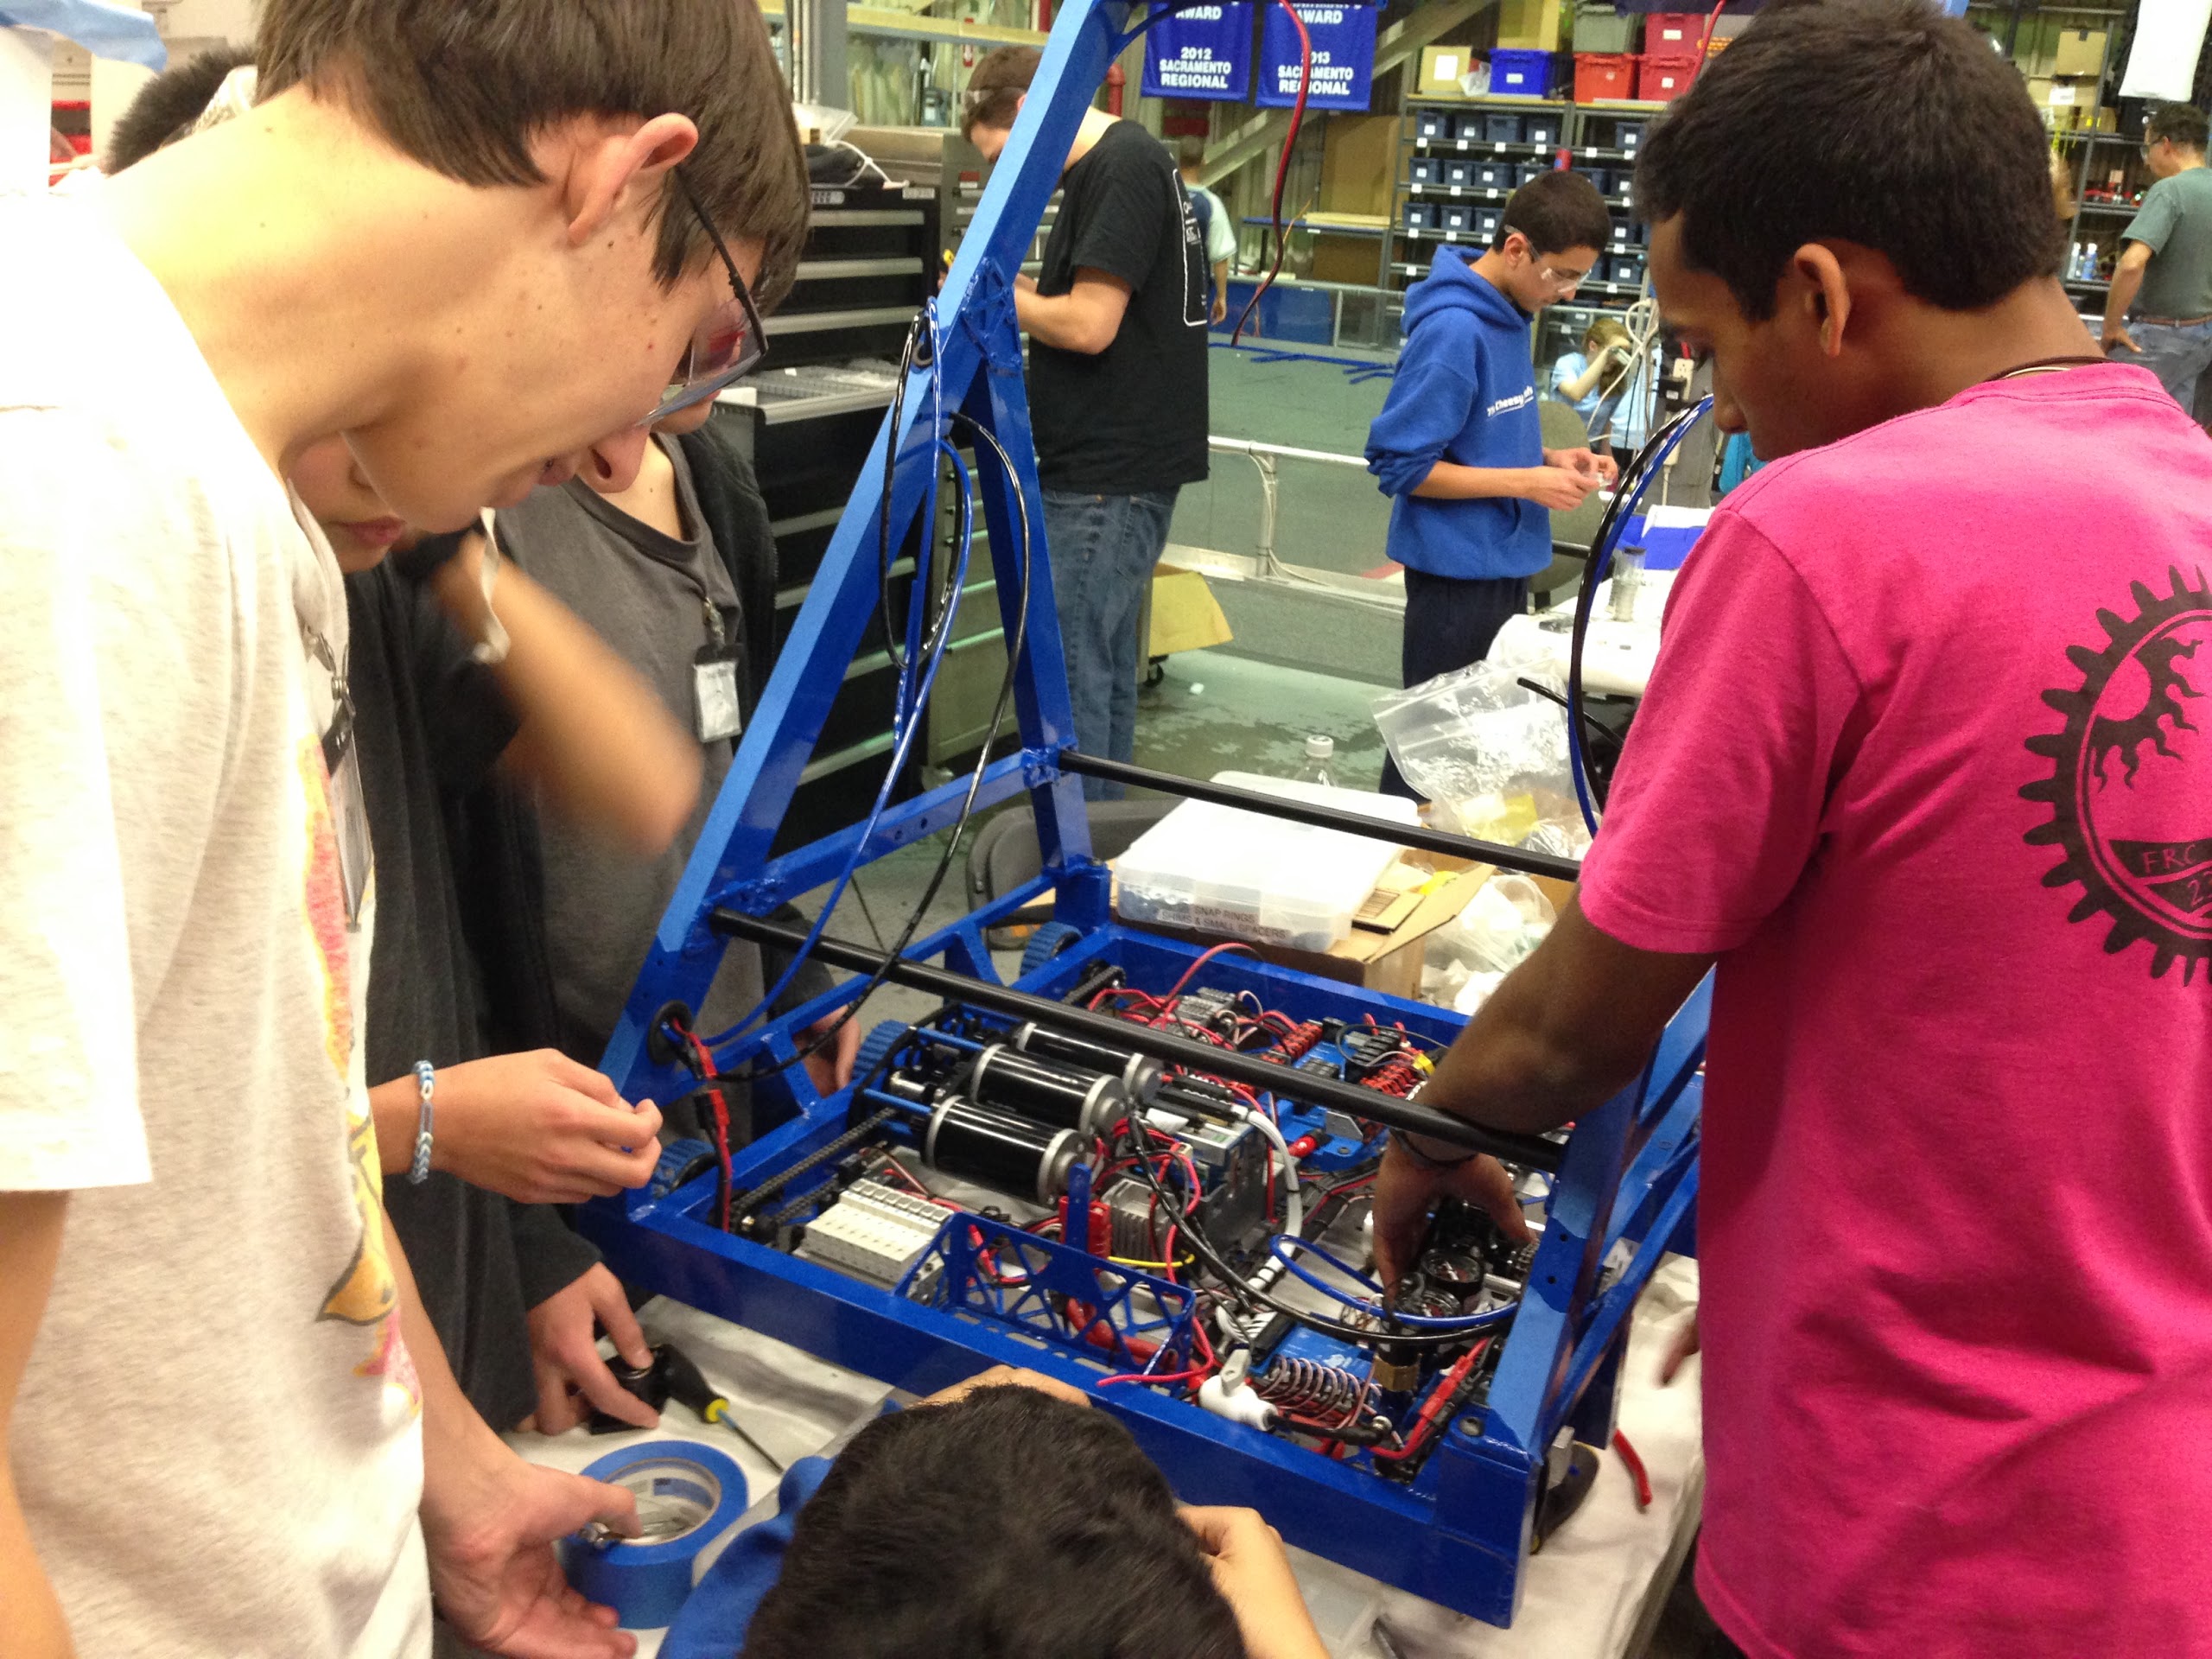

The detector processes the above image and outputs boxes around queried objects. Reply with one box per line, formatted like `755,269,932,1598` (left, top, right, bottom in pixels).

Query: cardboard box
2053,28,2107,77
1309,231,1385,284
2032,74,2095,130
1496,0,1564,52
1417,45,1472,98
1116,858,1577,1002
1320,114,1402,217
1147,564,1232,658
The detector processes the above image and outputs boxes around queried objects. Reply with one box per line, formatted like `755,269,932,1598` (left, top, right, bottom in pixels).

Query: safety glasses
645,168,769,424
1501,226,1592,296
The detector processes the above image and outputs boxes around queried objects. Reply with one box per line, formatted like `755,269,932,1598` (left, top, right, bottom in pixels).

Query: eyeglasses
1501,226,1592,294
645,168,769,424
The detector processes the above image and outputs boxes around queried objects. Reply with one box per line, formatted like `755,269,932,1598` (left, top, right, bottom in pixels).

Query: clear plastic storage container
1114,772,1419,951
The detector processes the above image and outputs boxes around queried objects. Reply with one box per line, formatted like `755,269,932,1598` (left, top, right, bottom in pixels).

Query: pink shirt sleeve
1578,513,1869,955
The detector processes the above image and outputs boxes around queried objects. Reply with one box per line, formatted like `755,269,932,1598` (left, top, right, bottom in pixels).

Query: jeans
1042,487,1179,800
1379,568,1530,799
2113,317,2212,416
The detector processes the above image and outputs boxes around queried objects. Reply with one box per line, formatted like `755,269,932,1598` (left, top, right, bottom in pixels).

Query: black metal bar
710,910,1565,1172
1055,751,1582,882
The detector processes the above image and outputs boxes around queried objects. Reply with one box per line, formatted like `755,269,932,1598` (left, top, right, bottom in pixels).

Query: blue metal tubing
586,918,1706,1626
580,1182,1536,1620
599,1,1145,1104
588,0,1710,1624
702,448,980,1053
714,750,1044,915
857,1087,932,1121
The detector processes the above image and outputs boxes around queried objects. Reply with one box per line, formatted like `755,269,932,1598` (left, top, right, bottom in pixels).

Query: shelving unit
1961,0,2137,323
1381,93,1662,315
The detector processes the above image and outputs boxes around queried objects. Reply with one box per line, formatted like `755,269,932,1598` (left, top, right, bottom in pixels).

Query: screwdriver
594,1342,787,1471
659,1342,786,1472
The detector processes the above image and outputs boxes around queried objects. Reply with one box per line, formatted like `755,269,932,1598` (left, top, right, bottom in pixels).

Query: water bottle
1298,734,1336,789
1609,544,1646,624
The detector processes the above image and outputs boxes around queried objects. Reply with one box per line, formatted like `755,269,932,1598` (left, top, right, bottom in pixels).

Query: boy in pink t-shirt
1371,3,2212,1656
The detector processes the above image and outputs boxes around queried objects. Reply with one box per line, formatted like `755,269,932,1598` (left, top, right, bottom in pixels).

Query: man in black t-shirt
963,47,1210,798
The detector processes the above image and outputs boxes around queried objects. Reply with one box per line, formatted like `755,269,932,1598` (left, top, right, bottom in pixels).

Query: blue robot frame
585,0,1707,1624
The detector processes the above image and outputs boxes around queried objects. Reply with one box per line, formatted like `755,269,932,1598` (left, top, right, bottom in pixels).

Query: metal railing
1205,435,1376,587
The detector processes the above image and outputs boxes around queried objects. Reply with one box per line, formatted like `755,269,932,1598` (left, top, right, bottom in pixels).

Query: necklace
1986,353,2107,382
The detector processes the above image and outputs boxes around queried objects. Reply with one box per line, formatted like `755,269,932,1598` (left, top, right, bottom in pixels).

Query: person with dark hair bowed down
1369,3,2212,1656
1364,170,1618,798
2104,101,2212,418
658,1368,1330,1659
961,46,1211,800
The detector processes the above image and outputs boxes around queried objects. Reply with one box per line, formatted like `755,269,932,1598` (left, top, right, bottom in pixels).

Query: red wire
688,1033,734,1232
1694,0,1728,71
1614,1430,1653,1510
1230,0,1313,346
1370,1339,1489,1464
1165,941,1256,1001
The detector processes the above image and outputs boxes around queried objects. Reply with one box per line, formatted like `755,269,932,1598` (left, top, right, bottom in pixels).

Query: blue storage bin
1444,159,1474,188
1490,48,1557,97
1444,112,1480,142
1410,156,1439,186
1615,120,1645,151
1524,115,1560,146
1474,207,1504,242
1415,110,1450,140
1217,279,1333,344
1441,204,1473,232
1604,170,1635,204
1484,113,1523,143
1474,162,1510,189
1406,202,1436,230
1609,255,1643,286
1516,160,1552,187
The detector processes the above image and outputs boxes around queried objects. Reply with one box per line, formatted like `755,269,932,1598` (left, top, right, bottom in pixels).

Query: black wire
680,400,1035,1089
1566,399,1708,817
1122,1116,1478,1351
849,870,889,950
880,323,921,672
1515,676,1624,757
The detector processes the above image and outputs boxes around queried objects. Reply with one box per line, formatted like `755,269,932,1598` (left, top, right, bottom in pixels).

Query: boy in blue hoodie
1367,172,1617,795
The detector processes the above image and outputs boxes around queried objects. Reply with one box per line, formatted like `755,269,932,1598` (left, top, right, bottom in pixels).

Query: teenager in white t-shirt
0,3,808,1656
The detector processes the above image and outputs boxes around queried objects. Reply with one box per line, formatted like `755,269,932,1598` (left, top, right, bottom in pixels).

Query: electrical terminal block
794,1179,947,1293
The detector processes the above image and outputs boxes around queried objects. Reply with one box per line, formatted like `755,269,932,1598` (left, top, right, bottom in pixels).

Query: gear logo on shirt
2022,565,2211,981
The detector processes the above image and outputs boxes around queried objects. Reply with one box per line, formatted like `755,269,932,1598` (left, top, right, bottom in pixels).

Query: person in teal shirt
2104,102,2212,417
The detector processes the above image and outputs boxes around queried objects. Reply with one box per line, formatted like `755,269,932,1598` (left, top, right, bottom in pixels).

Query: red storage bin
1637,56,1698,103
1573,52,1637,102
1642,12,1709,60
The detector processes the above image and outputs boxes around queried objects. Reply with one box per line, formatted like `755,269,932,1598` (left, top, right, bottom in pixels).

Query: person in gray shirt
494,408,861,1099
2104,102,2212,417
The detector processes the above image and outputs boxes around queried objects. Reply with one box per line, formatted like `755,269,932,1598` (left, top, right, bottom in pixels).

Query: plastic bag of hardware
1435,874,1558,975
1421,875,1557,1020
1370,658,1580,847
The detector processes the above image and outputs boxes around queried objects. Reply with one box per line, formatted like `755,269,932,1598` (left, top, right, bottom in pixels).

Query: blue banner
1255,3,1377,111
1141,3,1254,102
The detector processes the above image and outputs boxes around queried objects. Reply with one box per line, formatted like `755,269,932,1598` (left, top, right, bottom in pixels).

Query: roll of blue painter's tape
560,1440,749,1630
